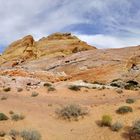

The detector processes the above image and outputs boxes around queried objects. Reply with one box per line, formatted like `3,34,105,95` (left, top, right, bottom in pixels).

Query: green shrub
116,106,133,114
111,122,123,131
126,98,135,104
101,115,112,127
68,85,81,91
3,87,11,92
129,119,140,140
0,113,9,121
11,114,25,121
31,92,39,97
20,129,41,140
56,104,88,121
0,131,6,137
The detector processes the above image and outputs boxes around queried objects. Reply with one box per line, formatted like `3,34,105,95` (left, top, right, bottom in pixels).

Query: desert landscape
0,33,140,140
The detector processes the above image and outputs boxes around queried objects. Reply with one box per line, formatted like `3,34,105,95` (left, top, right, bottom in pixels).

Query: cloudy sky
0,0,140,52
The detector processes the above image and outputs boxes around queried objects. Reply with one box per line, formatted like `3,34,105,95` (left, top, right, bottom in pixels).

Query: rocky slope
0,33,140,84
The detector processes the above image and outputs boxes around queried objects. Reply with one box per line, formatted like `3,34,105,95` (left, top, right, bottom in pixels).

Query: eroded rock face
0,33,96,67
0,35,37,66
126,55,140,71
1,33,140,84
3,35,35,56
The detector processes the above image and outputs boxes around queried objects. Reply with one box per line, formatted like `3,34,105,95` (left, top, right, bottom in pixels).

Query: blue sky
0,0,140,52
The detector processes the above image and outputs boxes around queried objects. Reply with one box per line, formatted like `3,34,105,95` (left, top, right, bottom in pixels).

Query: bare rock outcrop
126,55,140,71
0,33,96,67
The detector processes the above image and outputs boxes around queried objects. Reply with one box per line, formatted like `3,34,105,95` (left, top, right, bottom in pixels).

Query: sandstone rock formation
0,33,96,67
126,55,140,71
0,33,140,84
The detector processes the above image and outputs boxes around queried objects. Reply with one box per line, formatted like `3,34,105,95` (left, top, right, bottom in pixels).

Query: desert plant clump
116,106,133,114
17,87,23,92
48,86,56,92
126,98,135,104
124,80,139,90
101,115,112,127
1,96,8,100
9,129,19,137
0,131,6,137
68,85,81,91
9,110,14,115
0,113,9,121
92,81,104,85
20,129,41,140
11,114,25,121
56,104,88,121
116,88,123,94
43,82,52,87
48,104,52,107
3,87,11,92
111,122,123,131
31,92,39,97
129,119,140,140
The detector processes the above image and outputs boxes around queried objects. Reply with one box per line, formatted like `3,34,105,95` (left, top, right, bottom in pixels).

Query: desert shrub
9,129,19,137
98,86,106,90
9,110,14,114
12,78,16,81
1,96,8,100
126,98,135,104
20,129,41,140
116,89,123,94
48,104,52,107
110,79,125,88
27,82,31,86
3,87,11,92
92,81,104,85
112,79,122,82
111,122,123,131
11,114,25,121
0,113,9,121
56,104,88,121
17,88,23,92
0,131,6,137
129,119,140,140
48,86,56,92
116,106,133,114
31,92,39,97
43,82,52,87
124,80,139,90
19,114,25,120
101,115,112,127
68,85,81,91
111,83,121,88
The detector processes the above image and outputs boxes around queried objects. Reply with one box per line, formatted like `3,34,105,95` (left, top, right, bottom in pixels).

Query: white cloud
77,34,140,48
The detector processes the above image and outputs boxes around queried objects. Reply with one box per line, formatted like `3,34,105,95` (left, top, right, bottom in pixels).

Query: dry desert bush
56,104,88,121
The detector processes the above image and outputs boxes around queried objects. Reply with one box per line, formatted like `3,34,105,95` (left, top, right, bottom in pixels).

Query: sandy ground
0,85,140,140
